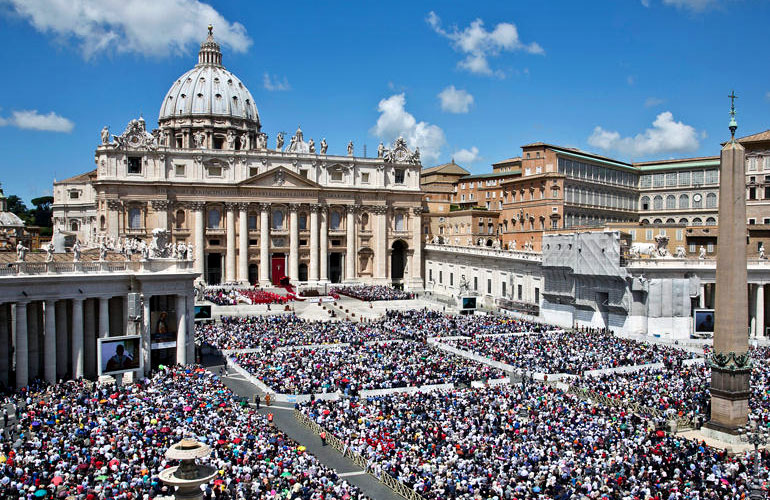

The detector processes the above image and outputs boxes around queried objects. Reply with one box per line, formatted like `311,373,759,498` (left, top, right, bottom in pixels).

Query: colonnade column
83,299,96,378
98,297,110,338
699,284,706,309
225,203,236,283
754,283,765,337
16,302,28,388
0,304,8,387
309,205,319,282
320,206,329,282
192,202,205,279
238,204,249,284
142,295,152,375
289,204,299,282
186,293,195,364
71,298,84,379
345,205,356,282
259,204,270,286
55,300,67,379
43,299,56,384
411,207,423,283
376,206,388,281
175,295,187,365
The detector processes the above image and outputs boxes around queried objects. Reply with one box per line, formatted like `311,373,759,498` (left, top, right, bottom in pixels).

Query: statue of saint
276,132,284,151
308,138,316,153
101,126,110,145
347,141,354,156
377,142,385,158
72,241,81,262
226,130,236,150
99,241,108,261
45,242,54,262
320,138,328,154
16,242,28,262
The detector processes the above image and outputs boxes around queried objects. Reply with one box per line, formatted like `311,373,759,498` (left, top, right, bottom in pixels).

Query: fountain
158,438,218,500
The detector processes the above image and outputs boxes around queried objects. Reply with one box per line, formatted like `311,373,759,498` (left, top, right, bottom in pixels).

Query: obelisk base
705,365,751,435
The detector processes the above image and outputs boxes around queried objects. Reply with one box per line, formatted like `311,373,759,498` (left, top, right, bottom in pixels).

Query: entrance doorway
271,254,286,285
248,264,258,285
329,253,343,283
206,253,222,285
391,240,407,280
298,263,308,282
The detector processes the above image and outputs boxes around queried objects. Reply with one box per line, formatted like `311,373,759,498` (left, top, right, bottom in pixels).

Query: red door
271,257,286,285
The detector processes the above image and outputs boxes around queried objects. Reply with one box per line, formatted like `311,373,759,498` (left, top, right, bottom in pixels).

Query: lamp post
740,417,769,500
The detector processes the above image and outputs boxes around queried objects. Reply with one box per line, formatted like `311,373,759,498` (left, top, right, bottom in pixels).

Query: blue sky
1,0,769,203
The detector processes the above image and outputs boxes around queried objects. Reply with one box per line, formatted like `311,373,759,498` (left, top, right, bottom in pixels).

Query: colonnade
698,282,766,338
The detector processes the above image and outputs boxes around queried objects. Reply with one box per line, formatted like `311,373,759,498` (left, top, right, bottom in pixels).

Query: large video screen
694,309,715,334
98,336,142,376
462,297,477,310
195,305,212,320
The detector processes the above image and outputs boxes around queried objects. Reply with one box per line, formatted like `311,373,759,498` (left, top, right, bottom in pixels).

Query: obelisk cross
729,90,738,140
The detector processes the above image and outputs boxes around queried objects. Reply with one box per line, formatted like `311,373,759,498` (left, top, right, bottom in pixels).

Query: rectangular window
676,229,683,241
487,279,492,294
502,282,506,297
208,166,222,177
394,168,405,184
534,288,540,304
127,156,142,174
517,284,523,300
474,276,478,291
653,173,664,187
646,229,653,240
705,169,718,184
429,269,433,281
640,175,652,188
666,172,677,186
765,218,770,224
689,243,696,253
361,172,370,184
175,164,186,177
450,274,454,286
300,169,309,178
749,218,756,225
331,170,343,182
439,271,443,284
249,167,259,177
248,215,257,230
707,243,714,253
678,171,690,186
692,170,704,185
249,239,257,246
69,191,79,200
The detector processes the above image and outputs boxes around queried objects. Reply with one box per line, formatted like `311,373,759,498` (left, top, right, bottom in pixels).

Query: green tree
5,195,31,223
30,196,54,228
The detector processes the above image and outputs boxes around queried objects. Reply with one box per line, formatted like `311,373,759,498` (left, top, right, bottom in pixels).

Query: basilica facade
56,28,424,289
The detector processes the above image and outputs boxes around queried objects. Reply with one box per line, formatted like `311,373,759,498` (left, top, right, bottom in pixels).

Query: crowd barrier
294,410,427,500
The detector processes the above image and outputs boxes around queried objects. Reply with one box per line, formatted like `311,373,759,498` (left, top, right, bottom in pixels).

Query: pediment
238,166,320,188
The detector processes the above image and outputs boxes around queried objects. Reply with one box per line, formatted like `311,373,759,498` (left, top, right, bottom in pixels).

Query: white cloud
263,73,290,92
5,0,251,59
645,97,665,108
765,91,770,102
588,111,700,158
0,110,74,132
454,147,480,164
438,86,474,114
662,0,718,11
427,11,543,77
371,93,445,162
641,0,651,6
626,75,635,86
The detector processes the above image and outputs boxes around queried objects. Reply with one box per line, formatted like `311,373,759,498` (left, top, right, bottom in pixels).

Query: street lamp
740,416,769,500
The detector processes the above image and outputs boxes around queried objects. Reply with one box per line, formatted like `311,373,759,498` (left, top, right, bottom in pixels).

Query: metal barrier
294,410,427,500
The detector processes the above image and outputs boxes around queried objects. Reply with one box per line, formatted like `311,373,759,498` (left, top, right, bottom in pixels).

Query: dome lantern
198,25,223,67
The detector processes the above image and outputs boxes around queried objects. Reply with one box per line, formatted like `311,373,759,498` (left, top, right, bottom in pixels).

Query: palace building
53,28,425,289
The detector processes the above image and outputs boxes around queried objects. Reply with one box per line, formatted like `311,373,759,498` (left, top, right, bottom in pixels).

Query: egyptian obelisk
708,92,750,434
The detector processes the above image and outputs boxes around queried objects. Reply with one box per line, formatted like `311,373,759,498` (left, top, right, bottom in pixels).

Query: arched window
128,208,142,229
679,194,689,209
330,210,341,230
653,218,663,224
666,195,676,209
679,218,689,224
299,212,308,230
666,218,675,223
70,220,79,232
360,212,369,231
653,195,663,210
706,193,717,208
706,217,717,226
207,208,221,228
640,196,650,210
175,209,185,229
272,209,284,230
100,215,106,230
692,217,703,226
395,213,405,231
641,219,650,224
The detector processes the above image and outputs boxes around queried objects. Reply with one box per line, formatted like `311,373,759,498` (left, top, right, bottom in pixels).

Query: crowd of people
300,383,765,500
231,341,504,395
329,285,414,302
444,329,697,374
0,366,368,499
201,287,291,306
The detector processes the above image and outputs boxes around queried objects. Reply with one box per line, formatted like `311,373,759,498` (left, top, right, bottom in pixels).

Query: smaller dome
158,27,260,128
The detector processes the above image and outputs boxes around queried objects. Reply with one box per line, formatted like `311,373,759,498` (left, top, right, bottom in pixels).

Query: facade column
259,204,270,286
410,207,423,286
0,304,8,387
225,203,236,283
238,204,249,284
27,303,40,382
71,298,84,379
83,299,96,378
320,206,329,282
43,300,56,384
15,302,28,389
186,293,195,364
376,206,388,281
175,295,187,365
107,200,121,239
309,205,319,282
289,204,299,282
192,202,205,280
345,205,357,282
758,284,766,338
142,295,152,375
98,297,110,338
55,300,68,380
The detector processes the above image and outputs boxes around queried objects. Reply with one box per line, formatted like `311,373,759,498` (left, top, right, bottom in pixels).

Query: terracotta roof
492,157,522,166
520,142,632,167
421,162,470,176
55,169,97,184
737,130,770,143
459,170,521,180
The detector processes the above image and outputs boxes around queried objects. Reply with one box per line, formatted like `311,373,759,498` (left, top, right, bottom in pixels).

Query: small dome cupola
197,25,223,67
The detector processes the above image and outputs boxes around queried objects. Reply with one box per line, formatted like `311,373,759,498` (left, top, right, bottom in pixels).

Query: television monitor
693,309,715,335
98,336,142,376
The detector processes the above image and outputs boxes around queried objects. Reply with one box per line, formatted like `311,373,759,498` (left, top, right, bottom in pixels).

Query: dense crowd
301,384,765,500
232,341,504,395
0,366,368,499
444,329,697,374
202,287,290,306
329,285,414,302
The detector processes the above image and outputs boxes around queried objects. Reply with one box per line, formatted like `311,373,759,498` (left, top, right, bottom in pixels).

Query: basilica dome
158,27,260,129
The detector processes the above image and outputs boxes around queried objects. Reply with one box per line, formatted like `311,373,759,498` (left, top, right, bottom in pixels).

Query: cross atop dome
198,25,222,67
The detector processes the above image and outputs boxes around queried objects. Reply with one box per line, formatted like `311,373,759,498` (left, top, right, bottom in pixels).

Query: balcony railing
0,259,194,277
